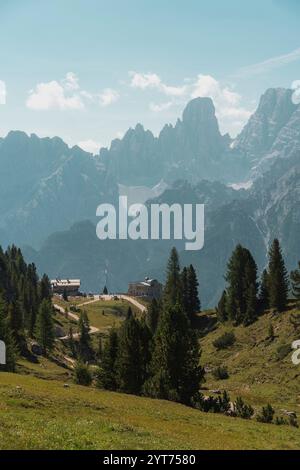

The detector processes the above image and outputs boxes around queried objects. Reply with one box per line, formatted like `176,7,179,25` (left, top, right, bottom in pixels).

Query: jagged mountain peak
233,87,297,161
182,96,216,124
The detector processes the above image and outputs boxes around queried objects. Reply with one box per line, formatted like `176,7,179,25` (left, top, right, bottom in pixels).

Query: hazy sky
0,0,299,153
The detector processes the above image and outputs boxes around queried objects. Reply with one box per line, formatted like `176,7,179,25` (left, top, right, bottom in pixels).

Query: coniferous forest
0,245,53,372
1,238,300,444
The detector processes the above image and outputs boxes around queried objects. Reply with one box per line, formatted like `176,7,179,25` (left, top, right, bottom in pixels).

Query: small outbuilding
128,277,162,300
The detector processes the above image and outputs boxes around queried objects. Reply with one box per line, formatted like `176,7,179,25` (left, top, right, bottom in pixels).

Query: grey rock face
0,132,117,247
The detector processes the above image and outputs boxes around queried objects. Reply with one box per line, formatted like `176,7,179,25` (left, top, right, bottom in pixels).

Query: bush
213,331,236,350
73,361,92,386
70,305,81,313
212,366,229,380
289,415,299,428
256,404,275,424
276,343,292,361
195,390,231,414
275,416,286,426
233,397,254,419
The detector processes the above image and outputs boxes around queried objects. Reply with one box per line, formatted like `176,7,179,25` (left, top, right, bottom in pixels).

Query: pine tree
144,304,204,405
78,311,91,361
187,265,201,323
225,245,258,325
181,267,189,316
268,239,289,312
216,291,227,323
115,314,144,394
39,274,52,302
259,269,269,310
0,296,17,372
291,262,300,304
146,298,160,334
8,301,24,343
96,328,119,390
244,283,257,326
74,360,92,386
103,286,108,295
35,299,55,354
138,318,152,385
164,247,182,306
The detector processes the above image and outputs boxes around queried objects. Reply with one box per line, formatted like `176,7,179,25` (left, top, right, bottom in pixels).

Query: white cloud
235,47,300,78
26,74,84,110
130,71,252,136
62,72,80,91
77,139,102,154
98,88,120,107
129,71,186,97
291,80,300,105
149,101,173,112
27,73,120,111
130,72,161,90
116,131,124,139
0,80,6,104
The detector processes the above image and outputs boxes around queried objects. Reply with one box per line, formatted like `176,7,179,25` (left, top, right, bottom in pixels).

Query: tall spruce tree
96,328,119,390
35,299,55,354
259,269,269,310
0,295,17,372
225,245,258,325
78,311,91,361
8,301,24,343
181,267,189,316
144,304,203,405
268,239,289,312
39,274,52,302
146,298,160,334
115,313,145,394
187,265,201,323
216,291,227,323
164,247,182,306
291,262,300,304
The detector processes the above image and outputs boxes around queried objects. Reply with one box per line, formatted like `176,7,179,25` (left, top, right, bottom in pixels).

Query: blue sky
0,0,299,152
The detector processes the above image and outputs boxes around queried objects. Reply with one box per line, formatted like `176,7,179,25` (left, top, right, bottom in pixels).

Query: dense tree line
217,239,291,326
0,245,54,371
96,248,204,406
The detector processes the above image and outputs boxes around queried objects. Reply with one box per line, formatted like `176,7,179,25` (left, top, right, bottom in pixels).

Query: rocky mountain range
1,87,299,307
0,131,117,247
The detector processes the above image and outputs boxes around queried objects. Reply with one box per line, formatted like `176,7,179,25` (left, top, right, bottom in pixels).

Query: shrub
233,397,254,419
213,331,236,350
212,366,229,380
73,361,92,386
289,415,299,428
70,305,81,313
256,404,275,424
195,391,231,414
275,416,286,426
276,343,292,361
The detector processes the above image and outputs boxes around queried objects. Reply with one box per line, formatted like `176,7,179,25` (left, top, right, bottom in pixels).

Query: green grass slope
199,302,300,411
0,372,300,450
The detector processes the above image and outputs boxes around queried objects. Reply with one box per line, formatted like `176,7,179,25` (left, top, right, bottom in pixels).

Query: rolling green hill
199,302,300,411
0,372,300,450
1,299,300,450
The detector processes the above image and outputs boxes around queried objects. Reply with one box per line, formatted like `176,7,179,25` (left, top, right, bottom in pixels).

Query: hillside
199,302,300,410
1,296,300,450
1,371,300,450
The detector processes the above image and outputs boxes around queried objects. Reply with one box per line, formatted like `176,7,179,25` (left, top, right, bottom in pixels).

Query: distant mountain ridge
1,87,300,306
0,131,117,247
